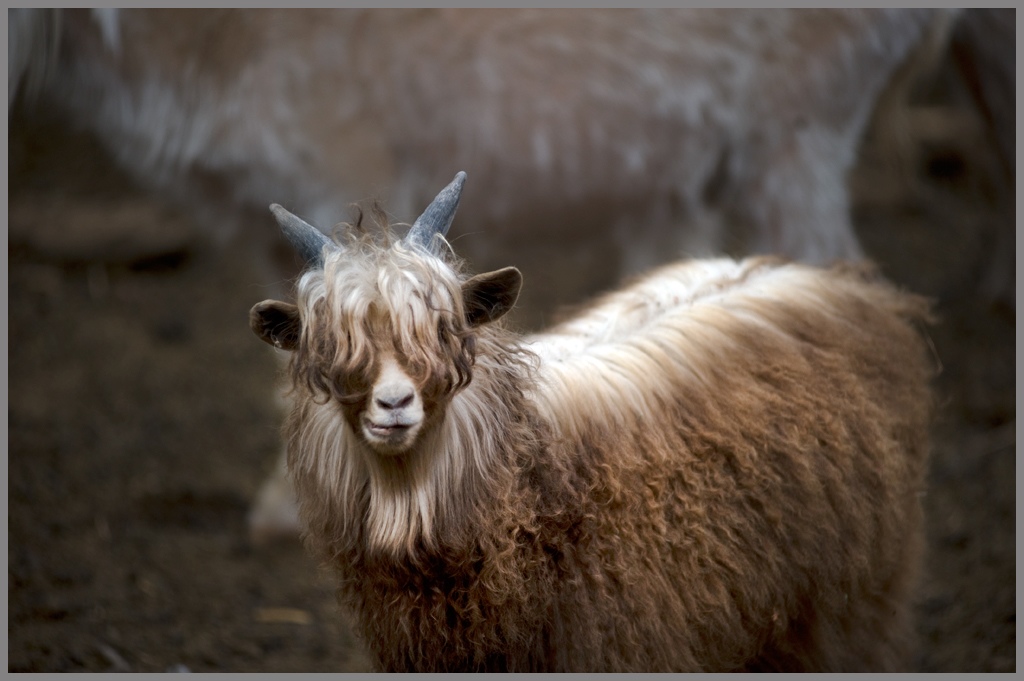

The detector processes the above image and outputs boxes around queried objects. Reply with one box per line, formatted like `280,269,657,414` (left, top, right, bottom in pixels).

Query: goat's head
250,172,522,456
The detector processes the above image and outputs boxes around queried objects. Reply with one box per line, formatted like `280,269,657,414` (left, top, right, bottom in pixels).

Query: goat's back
520,257,933,670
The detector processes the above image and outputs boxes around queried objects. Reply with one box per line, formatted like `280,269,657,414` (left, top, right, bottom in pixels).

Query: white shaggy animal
10,8,959,275
250,173,935,671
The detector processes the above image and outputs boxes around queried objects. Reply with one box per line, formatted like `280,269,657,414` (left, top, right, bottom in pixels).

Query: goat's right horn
404,171,466,252
270,203,336,268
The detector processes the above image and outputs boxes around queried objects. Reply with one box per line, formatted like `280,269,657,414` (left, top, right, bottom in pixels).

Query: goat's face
250,172,520,455
361,348,425,454
251,242,522,457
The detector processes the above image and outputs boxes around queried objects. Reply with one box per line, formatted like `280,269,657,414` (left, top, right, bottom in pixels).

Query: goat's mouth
366,422,412,437
361,417,419,451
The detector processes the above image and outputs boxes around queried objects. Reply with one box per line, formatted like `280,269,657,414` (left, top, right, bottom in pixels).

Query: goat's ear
250,300,302,350
462,266,522,327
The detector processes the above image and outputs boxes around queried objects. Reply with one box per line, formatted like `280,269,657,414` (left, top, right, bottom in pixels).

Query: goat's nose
375,390,414,411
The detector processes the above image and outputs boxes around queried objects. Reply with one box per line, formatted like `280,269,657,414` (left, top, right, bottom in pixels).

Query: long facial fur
286,233,533,557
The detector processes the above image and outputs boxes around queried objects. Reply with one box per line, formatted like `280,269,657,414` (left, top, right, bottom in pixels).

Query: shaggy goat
250,173,935,672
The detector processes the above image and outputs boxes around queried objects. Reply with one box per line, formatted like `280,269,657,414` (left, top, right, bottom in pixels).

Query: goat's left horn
404,171,466,251
270,204,336,268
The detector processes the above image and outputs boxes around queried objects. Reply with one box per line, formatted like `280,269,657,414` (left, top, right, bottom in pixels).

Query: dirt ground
7,55,1015,671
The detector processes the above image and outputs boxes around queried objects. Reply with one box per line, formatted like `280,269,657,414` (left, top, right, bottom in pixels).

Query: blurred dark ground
7,28,1015,672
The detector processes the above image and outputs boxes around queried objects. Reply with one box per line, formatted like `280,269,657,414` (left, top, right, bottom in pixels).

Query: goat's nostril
376,392,414,410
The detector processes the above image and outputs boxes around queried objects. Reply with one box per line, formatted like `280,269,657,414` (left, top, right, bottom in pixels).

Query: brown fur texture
264,227,935,671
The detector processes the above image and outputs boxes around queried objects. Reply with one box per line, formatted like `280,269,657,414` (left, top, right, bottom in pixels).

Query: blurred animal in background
9,8,1012,541
248,172,936,671
10,9,990,295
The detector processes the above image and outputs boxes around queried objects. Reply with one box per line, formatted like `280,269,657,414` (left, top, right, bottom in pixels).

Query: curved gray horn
404,171,467,251
270,204,336,268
